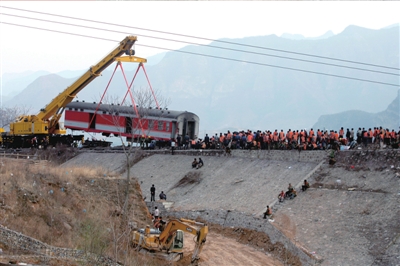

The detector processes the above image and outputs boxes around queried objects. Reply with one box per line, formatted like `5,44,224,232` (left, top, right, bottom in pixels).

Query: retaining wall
0,224,119,265
140,148,329,163
143,148,400,164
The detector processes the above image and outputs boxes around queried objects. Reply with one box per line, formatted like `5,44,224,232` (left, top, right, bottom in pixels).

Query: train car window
166,122,170,131
149,120,154,129
158,121,163,130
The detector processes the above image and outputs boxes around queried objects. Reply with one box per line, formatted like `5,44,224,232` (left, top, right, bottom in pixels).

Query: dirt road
181,232,283,266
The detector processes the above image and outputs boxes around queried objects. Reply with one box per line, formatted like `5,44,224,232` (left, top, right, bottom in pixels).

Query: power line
1,12,398,77
2,21,399,88
2,5,399,72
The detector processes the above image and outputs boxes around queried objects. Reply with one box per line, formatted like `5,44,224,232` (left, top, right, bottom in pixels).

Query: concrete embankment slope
63,149,327,216
63,149,328,265
130,151,323,215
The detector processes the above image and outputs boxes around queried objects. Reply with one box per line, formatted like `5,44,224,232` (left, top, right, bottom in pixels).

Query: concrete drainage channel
145,205,317,265
142,152,328,265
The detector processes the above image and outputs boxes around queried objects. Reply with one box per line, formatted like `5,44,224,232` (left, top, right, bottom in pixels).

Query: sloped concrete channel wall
143,148,399,265
142,148,329,163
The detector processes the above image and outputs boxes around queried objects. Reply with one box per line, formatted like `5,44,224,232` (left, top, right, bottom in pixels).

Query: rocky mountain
3,25,399,135
5,74,76,112
313,90,400,131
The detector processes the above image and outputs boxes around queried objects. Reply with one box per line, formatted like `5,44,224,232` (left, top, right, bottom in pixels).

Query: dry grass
0,158,159,265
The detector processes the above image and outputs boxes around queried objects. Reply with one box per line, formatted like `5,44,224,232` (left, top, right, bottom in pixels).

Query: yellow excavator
132,218,208,262
0,35,146,148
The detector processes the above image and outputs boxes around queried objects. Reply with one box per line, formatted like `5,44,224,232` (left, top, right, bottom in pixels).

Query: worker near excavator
154,206,159,219
153,216,166,232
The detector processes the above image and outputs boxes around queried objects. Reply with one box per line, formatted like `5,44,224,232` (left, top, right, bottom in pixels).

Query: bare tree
99,88,169,262
114,88,169,211
0,105,31,129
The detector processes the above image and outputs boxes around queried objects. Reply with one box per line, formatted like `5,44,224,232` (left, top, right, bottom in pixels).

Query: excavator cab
171,230,184,252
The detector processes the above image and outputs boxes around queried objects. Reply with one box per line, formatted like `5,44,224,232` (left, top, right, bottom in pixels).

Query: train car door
89,114,96,129
182,118,187,138
171,121,177,139
188,121,196,139
126,117,132,133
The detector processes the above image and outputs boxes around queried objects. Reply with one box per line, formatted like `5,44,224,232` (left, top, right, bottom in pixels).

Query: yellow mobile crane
132,218,208,262
1,36,146,148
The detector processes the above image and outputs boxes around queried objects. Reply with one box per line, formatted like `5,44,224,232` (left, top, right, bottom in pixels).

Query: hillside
3,25,399,133
1,146,399,265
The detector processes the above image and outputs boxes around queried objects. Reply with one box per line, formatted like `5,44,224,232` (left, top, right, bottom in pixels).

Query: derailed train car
64,101,199,142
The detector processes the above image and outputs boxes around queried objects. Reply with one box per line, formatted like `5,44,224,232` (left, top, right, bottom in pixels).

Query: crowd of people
173,126,400,151
149,184,168,231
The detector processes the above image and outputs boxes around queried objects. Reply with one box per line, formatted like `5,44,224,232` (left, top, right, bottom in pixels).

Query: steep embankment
62,149,400,265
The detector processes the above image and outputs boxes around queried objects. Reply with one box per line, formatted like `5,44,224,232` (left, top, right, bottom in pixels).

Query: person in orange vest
363,130,369,147
329,130,335,145
312,140,318,150
279,130,285,143
300,130,305,144
391,129,396,143
367,128,373,144
373,127,379,144
320,133,327,150
317,129,322,138
384,128,391,145
226,130,232,141
263,131,269,150
219,133,225,146
246,131,254,149
273,130,279,149
339,127,344,139
309,128,314,143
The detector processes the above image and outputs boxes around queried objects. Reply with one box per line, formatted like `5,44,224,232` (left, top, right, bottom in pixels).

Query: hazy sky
0,1,399,74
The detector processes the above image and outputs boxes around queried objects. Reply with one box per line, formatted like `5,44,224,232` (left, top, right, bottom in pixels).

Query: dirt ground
181,231,283,266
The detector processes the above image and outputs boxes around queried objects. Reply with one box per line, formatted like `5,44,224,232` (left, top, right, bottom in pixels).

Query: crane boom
8,35,146,137
1,35,147,148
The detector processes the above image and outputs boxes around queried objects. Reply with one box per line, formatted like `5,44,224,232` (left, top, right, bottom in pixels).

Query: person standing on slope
150,184,156,202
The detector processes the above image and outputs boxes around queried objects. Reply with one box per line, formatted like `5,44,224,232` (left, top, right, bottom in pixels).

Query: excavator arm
9,35,147,136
